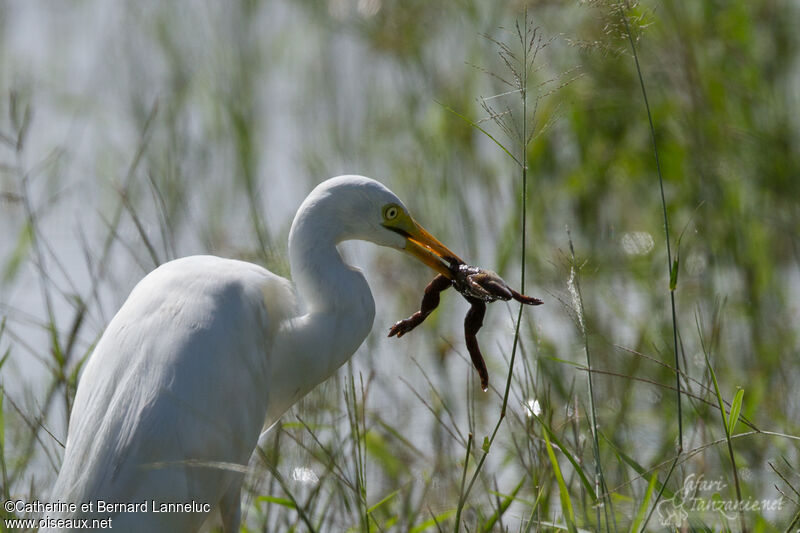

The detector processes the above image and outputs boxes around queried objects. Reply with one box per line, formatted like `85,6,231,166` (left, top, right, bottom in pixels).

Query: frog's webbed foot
388,274,452,338
388,317,420,338
510,289,543,306
464,297,489,391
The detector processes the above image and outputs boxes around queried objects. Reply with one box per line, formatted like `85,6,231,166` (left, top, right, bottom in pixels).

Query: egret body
48,176,459,532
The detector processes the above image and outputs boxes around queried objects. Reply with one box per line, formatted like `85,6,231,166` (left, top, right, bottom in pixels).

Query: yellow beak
401,218,462,280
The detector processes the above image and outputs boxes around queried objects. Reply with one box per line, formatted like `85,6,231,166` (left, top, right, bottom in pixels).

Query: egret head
293,175,461,279
377,198,462,279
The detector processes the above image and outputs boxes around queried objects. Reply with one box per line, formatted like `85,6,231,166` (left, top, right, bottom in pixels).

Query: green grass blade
365,431,405,479
599,432,675,501
629,474,657,533
367,489,399,515
410,509,456,533
669,257,679,292
481,476,525,532
535,414,597,501
522,485,544,533
257,495,298,510
700,330,728,436
544,428,577,533
728,388,744,436
3,221,32,283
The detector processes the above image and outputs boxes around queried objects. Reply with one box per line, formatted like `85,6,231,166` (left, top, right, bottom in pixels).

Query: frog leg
509,289,543,306
465,277,495,301
464,297,489,391
388,274,452,338
470,276,513,301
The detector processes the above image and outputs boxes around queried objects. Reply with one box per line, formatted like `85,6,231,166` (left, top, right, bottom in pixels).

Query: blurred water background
1,1,799,530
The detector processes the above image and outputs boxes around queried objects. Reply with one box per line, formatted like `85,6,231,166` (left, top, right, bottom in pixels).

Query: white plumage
48,176,458,532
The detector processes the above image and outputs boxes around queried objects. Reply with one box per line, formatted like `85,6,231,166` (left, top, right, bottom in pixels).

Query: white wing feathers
49,256,295,530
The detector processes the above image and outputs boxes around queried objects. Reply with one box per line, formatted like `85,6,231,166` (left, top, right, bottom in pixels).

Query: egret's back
49,256,295,532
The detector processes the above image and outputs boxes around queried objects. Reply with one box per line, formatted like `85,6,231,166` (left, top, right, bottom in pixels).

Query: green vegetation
1,1,798,530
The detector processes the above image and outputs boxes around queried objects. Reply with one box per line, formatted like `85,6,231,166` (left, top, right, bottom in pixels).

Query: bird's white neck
264,200,376,422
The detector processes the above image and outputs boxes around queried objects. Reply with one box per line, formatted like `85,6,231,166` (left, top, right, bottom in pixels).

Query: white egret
47,175,460,532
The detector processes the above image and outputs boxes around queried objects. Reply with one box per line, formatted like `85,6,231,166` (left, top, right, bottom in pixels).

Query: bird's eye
383,205,400,221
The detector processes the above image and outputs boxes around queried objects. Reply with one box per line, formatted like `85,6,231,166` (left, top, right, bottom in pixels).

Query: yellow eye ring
383,204,400,221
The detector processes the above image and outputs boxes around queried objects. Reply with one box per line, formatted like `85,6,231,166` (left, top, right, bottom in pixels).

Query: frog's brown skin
463,297,489,390
454,264,543,306
388,274,452,338
388,264,542,391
